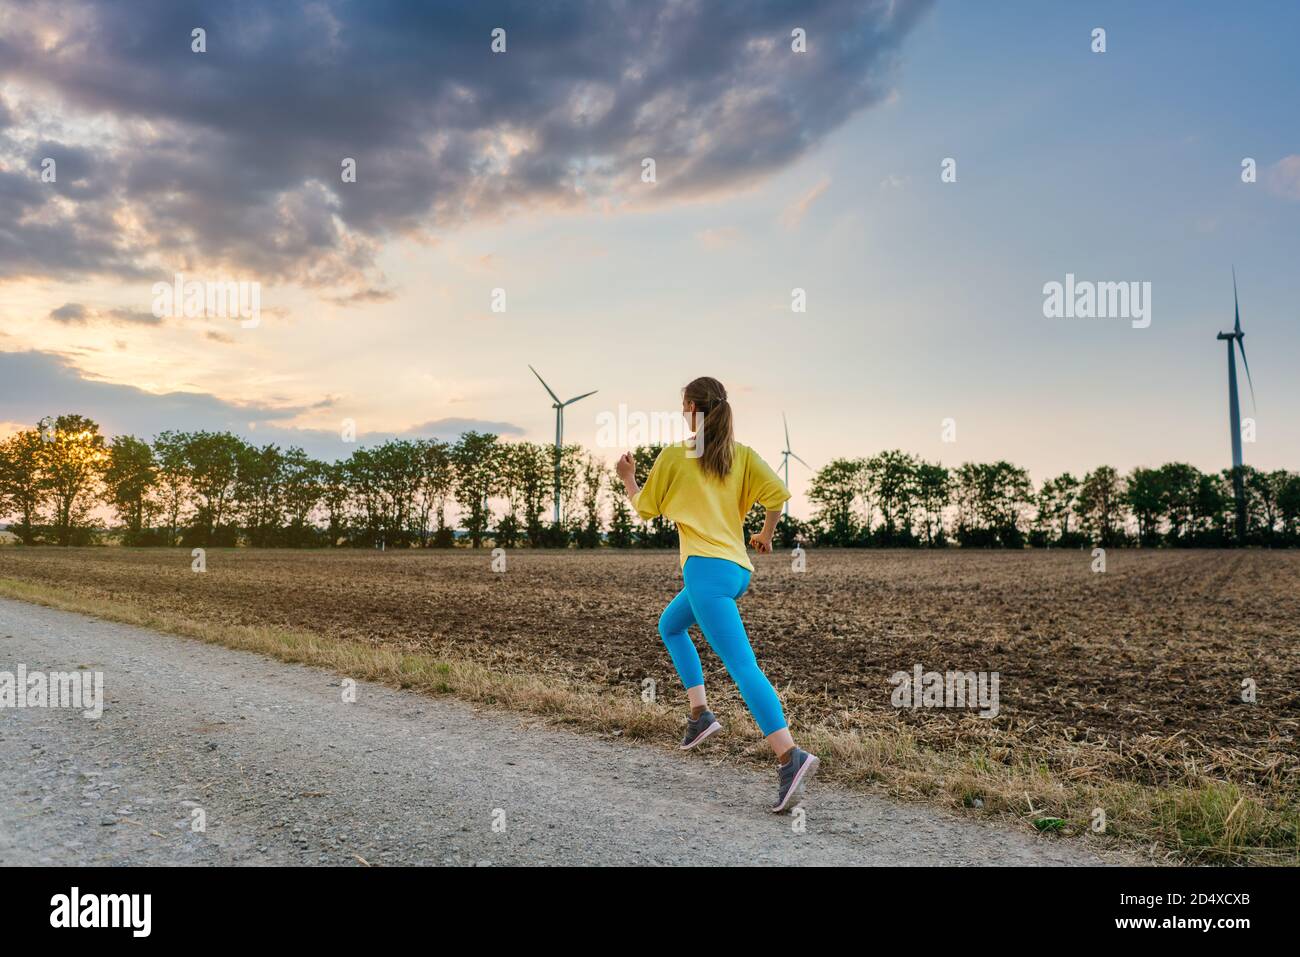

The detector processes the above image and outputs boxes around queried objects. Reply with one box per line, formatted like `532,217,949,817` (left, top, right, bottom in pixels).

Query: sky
1,0,1297,516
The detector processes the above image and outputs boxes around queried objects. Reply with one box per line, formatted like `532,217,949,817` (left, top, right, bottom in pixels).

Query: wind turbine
779,413,809,518
529,365,597,525
1217,268,1256,540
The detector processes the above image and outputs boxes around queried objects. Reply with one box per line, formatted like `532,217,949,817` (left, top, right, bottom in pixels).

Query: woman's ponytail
683,377,735,481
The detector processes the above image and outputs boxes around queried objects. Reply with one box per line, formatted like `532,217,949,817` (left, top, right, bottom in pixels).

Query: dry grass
3,551,1296,865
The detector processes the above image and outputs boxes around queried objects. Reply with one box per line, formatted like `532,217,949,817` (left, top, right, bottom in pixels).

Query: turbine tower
529,365,597,525
778,413,809,518
1217,268,1256,540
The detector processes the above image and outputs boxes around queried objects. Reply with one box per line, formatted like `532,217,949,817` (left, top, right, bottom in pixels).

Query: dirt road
0,597,1113,866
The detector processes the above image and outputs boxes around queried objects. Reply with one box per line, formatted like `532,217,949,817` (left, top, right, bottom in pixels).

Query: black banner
0,865,1282,941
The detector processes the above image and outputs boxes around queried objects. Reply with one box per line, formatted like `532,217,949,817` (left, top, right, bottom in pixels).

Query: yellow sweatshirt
632,442,790,571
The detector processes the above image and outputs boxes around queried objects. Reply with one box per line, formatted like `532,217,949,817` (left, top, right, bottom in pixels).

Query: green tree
183,431,247,544
281,448,324,546
103,435,157,543
320,460,351,545
235,443,286,547
348,441,423,546
346,447,383,544
376,440,424,545
151,431,191,546
1033,472,1079,546
1078,465,1125,546
1124,467,1165,547
574,453,606,548
451,431,501,548
808,458,862,546
0,429,47,544
414,439,454,547
869,450,918,543
511,442,551,546
557,443,585,529
1276,472,1300,542
1245,467,1281,542
1156,463,1201,545
1195,472,1231,544
606,470,635,548
41,414,109,546
954,461,1032,547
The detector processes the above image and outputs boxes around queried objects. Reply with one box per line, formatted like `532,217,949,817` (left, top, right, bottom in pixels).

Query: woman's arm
749,507,780,553
616,452,639,501
746,448,789,553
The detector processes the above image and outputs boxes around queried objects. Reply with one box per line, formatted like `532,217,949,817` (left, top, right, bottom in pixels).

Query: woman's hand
616,452,641,502
751,507,781,554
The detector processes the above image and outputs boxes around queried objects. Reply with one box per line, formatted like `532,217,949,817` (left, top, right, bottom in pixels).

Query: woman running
614,376,819,813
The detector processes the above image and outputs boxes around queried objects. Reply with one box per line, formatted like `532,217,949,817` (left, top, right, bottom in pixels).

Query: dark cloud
49,302,90,323
0,349,525,458
0,0,930,286
33,140,106,199
46,303,163,325
0,167,146,279
105,308,163,326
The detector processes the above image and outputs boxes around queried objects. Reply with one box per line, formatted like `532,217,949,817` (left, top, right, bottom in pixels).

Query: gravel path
0,596,1114,866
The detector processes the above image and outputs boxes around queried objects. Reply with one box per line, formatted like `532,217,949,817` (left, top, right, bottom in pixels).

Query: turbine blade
529,365,561,404
791,453,810,468
783,413,790,451
562,389,598,406
1232,266,1241,335
1238,340,1257,409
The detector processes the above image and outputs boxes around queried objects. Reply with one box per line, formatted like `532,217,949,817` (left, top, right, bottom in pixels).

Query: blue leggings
657,556,787,736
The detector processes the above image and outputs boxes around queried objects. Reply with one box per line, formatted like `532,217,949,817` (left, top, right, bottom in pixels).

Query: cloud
325,287,397,307
0,350,525,458
106,308,163,326
0,0,931,289
47,302,163,326
1263,154,1300,201
49,302,90,323
779,176,832,229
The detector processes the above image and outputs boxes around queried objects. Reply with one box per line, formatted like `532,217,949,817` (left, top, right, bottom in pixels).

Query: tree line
805,453,1300,548
2,414,1297,548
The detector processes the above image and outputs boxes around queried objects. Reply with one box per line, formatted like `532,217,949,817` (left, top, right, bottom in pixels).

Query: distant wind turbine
529,365,597,525
779,413,809,518
1217,268,1257,540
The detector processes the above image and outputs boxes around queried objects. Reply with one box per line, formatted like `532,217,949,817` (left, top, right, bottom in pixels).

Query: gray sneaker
679,710,723,750
771,747,820,813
